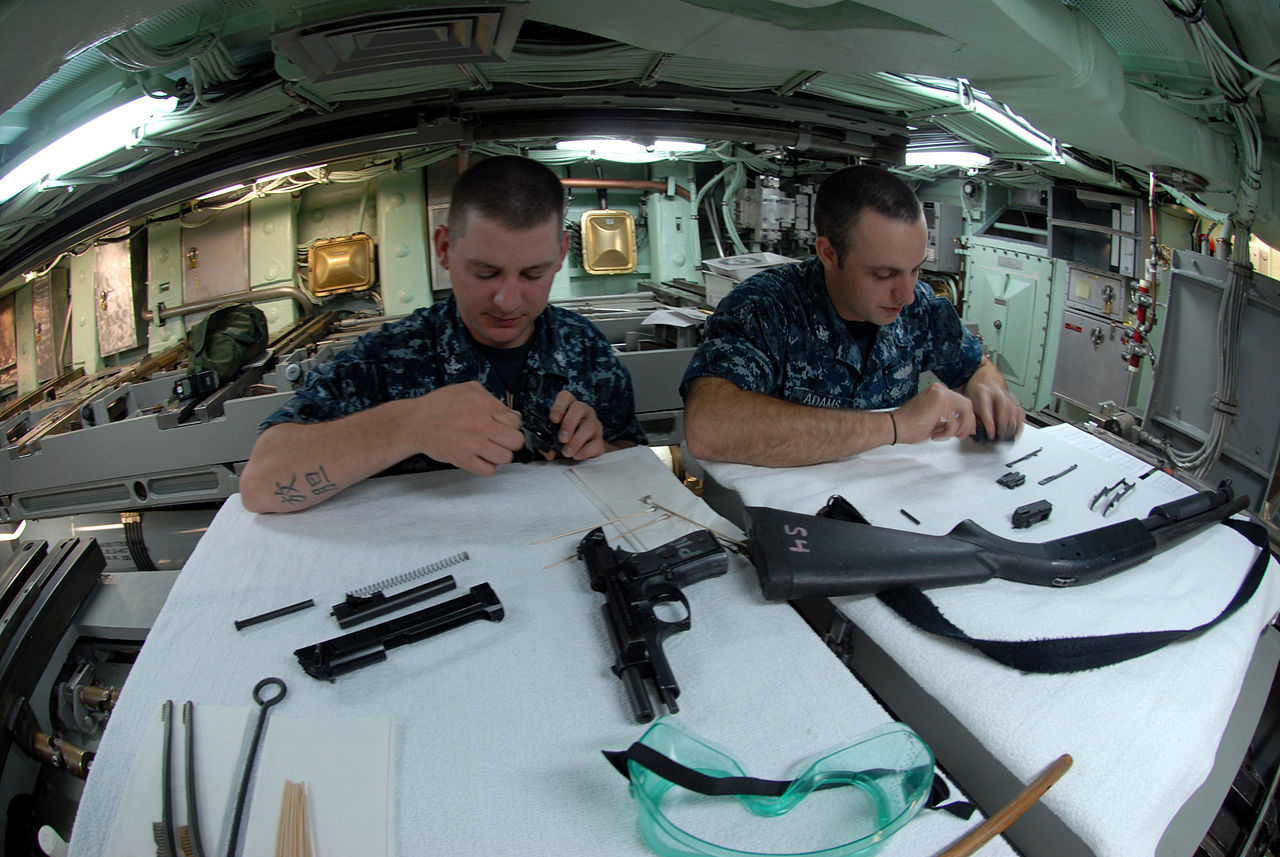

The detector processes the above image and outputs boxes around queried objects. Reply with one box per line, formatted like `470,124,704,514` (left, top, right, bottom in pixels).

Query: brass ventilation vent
580,210,637,275
308,234,376,296
272,3,527,83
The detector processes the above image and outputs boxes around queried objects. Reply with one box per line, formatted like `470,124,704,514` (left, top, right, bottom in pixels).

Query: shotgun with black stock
746,481,1247,599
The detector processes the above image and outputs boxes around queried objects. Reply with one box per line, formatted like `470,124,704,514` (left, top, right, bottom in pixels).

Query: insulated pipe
560,178,691,202
139,286,314,322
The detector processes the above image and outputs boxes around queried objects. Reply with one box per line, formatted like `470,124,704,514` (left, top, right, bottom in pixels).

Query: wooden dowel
933,754,1073,857
530,510,652,544
542,516,669,568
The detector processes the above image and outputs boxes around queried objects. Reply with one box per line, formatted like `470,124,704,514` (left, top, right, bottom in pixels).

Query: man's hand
892,382,977,444
410,381,526,475
545,390,606,461
962,358,1025,441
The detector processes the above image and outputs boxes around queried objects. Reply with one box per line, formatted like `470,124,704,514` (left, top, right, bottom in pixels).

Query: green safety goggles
604,718,960,857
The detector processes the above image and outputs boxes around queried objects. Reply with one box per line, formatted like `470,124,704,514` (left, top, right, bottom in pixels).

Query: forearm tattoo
273,465,339,506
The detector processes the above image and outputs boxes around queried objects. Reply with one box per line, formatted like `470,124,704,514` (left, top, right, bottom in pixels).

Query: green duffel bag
186,303,268,381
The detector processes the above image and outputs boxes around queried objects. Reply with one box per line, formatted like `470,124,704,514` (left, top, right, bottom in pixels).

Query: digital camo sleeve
679,290,787,400
919,290,983,388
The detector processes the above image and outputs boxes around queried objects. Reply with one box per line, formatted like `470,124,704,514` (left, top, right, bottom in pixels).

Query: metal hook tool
226,677,287,857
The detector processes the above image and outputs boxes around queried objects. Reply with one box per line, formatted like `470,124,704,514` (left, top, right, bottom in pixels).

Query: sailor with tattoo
240,156,644,513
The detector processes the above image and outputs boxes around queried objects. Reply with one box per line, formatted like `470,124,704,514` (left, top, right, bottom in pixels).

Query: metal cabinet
961,237,1059,410
1051,307,1134,412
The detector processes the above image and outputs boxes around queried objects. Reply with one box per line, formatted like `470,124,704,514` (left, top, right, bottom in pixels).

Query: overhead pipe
560,178,691,201
140,286,314,323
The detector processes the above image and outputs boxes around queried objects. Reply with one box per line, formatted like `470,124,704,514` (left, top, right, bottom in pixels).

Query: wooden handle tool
933,753,1073,857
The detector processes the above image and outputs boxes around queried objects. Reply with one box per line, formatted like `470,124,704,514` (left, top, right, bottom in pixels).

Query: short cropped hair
447,155,567,236
814,165,923,262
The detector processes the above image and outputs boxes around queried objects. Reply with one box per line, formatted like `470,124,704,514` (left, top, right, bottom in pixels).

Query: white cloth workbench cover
697,424,1280,857
69,447,1012,857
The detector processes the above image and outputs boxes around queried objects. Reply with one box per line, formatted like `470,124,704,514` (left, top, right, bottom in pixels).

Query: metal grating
1064,0,1176,58
273,3,527,83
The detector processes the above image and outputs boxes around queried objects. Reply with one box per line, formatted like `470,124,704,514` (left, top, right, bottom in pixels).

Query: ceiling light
196,183,248,200
904,150,992,168
0,95,178,204
653,140,707,152
555,139,706,162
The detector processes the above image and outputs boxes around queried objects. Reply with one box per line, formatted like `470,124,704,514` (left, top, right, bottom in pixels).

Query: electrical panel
1064,267,1126,323
734,183,796,244
923,201,963,273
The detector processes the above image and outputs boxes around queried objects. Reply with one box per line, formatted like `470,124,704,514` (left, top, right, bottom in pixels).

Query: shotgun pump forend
746,481,1247,600
577,527,728,723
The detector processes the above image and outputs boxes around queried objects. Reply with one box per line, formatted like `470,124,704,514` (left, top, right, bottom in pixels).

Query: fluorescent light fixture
555,138,706,162
0,520,26,542
904,150,992,168
652,140,706,152
196,182,248,200
0,95,178,204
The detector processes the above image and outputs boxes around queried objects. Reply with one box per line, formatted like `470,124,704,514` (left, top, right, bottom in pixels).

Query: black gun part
1038,464,1078,485
746,481,1246,598
1005,447,1043,468
997,471,1025,489
330,574,457,628
1012,499,1052,529
521,407,562,456
1091,478,1136,516
295,583,503,681
234,598,315,631
577,527,728,723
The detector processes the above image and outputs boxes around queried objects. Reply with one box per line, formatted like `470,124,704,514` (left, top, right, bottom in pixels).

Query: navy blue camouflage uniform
262,300,646,459
680,258,982,408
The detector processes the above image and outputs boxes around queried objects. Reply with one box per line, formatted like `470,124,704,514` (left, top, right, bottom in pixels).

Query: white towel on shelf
700,423,1280,857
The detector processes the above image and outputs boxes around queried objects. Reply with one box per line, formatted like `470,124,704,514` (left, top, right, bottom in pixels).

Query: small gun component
331,574,457,629
971,423,996,443
1012,499,1052,529
234,598,315,631
1090,478,1136,516
997,471,1025,489
296,584,504,681
577,527,728,723
346,551,469,599
899,508,921,526
1037,464,1078,485
1005,447,1043,468
521,408,563,456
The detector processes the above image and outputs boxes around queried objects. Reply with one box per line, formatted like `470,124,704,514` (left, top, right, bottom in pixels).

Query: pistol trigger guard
646,583,691,630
